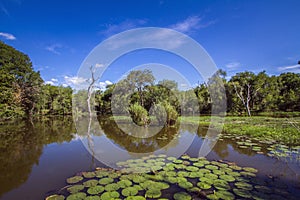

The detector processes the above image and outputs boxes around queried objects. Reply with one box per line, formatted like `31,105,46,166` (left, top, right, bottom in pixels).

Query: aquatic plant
46,154,294,200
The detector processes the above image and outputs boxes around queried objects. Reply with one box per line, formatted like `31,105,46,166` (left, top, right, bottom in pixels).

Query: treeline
91,69,300,126
1,41,300,120
0,41,72,119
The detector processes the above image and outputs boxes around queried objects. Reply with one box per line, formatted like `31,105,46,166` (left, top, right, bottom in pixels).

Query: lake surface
0,116,299,199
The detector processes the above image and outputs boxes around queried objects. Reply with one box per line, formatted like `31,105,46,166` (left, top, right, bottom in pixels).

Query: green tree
0,41,43,118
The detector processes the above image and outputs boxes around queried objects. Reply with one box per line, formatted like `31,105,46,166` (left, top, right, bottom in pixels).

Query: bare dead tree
86,65,100,168
233,83,260,116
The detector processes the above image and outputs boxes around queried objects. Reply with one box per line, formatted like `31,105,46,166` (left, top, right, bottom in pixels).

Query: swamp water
0,117,299,199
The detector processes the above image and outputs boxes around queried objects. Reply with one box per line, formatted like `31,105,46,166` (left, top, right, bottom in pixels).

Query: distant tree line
1,41,300,121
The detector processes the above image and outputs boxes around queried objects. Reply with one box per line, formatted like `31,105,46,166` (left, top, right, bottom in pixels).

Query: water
0,117,299,199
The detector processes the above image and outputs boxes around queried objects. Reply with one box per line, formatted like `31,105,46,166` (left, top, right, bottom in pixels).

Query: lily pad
215,190,235,200
121,187,138,196
87,186,105,195
199,177,213,184
173,192,192,200
99,177,114,185
100,191,120,200
188,171,203,178
186,166,199,172
219,174,235,182
193,162,204,167
197,182,211,190
240,171,256,177
213,179,230,190
204,173,218,180
117,180,132,188
173,159,183,164
105,183,120,192
67,184,84,194
85,196,101,200
46,195,65,200
205,165,218,170
243,167,258,173
66,192,86,200
82,172,96,178
177,171,189,177
206,193,219,200
229,165,242,170
233,188,252,198
83,180,99,187
178,181,193,189
145,189,162,198
235,182,253,190
67,176,83,184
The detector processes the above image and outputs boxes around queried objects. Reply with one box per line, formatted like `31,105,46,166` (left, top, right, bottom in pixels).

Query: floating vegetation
46,154,297,199
220,133,300,162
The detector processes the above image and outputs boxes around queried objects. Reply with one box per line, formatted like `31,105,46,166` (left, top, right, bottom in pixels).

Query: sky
1,0,300,88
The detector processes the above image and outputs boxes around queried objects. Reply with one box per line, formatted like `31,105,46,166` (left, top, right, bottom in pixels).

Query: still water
0,117,299,199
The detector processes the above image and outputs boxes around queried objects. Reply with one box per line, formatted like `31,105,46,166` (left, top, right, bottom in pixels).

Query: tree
125,70,154,107
278,72,300,111
228,72,258,116
0,41,43,118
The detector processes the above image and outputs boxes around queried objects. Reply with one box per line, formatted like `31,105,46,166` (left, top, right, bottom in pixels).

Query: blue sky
1,0,300,88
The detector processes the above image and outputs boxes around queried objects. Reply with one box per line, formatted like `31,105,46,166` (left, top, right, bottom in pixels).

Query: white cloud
225,62,241,70
278,64,300,72
64,76,87,86
45,81,55,85
95,63,105,68
44,78,59,86
0,32,16,40
170,16,215,34
100,19,147,36
105,80,112,85
98,80,113,90
45,43,62,55
105,28,187,50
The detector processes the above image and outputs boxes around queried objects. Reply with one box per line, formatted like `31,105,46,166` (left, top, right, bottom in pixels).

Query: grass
104,114,300,145
180,116,300,145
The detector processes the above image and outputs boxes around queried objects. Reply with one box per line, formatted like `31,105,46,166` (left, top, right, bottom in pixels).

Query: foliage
128,102,150,126
1,41,300,120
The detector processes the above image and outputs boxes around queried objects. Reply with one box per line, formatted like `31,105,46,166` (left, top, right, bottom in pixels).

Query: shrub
128,103,149,126
163,101,178,126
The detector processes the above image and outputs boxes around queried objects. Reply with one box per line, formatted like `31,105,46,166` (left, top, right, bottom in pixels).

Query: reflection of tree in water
0,117,75,197
211,139,229,159
97,117,180,153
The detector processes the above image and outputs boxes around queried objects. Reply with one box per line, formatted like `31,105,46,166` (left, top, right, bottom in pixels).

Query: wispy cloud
100,19,147,37
0,32,16,40
225,62,241,70
170,16,215,34
278,64,300,72
105,28,188,50
45,43,63,55
0,0,22,16
63,75,112,90
44,78,59,86
64,76,87,86
95,63,105,68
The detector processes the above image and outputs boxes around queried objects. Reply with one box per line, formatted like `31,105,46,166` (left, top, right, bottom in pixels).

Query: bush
163,102,178,126
128,103,149,126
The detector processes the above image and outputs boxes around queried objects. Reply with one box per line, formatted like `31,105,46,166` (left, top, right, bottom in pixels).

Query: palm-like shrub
128,103,150,126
